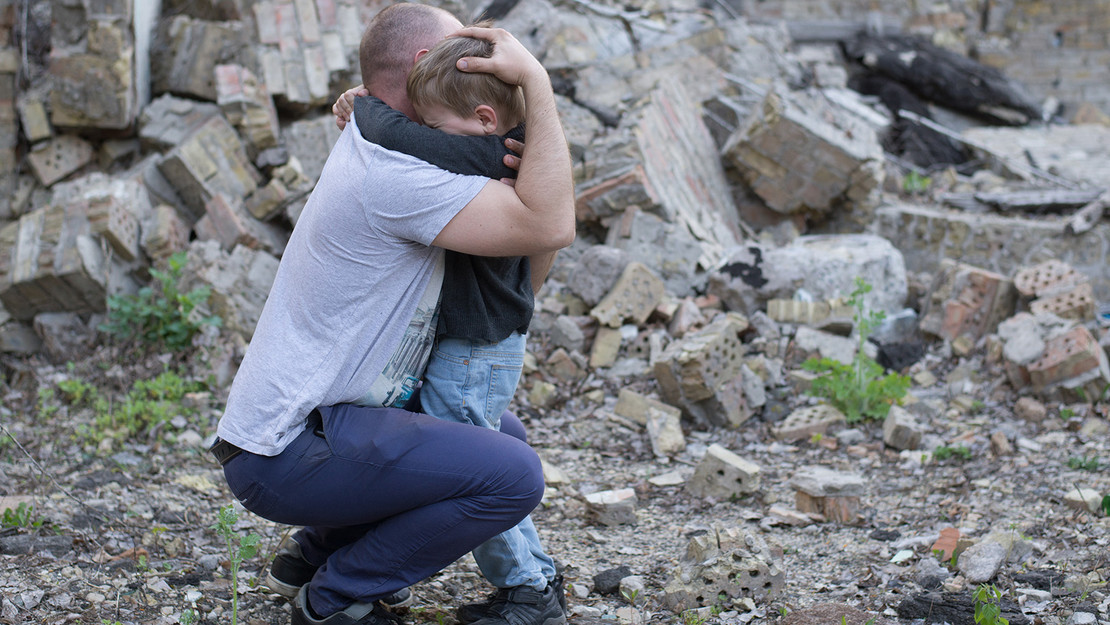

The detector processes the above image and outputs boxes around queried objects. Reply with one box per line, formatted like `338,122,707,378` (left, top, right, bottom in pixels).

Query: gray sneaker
267,537,412,608
457,576,566,624
460,580,566,625
292,585,404,625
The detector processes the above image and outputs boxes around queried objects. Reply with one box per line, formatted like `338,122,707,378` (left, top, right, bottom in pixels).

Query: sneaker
457,575,566,624
292,585,404,625
267,537,413,608
457,578,566,625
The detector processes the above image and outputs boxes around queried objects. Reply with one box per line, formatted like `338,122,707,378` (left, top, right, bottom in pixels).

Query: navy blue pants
222,404,543,615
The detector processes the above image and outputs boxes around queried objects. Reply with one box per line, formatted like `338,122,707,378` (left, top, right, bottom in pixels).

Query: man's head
359,3,462,120
406,32,525,136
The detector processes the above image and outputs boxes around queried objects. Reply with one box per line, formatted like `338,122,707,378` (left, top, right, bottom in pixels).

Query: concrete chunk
883,405,923,451
773,405,846,441
215,64,280,156
613,388,680,427
584,488,637,526
157,116,260,216
919,260,1016,343
152,16,252,102
686,444,761,500
723,88,883,218
27,136,94,186
663,525,784,611
789,466,864,523
590,262,665,328
653,313,752,427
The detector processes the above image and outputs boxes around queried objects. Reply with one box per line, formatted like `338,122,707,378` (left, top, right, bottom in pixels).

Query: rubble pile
0,1,1109,624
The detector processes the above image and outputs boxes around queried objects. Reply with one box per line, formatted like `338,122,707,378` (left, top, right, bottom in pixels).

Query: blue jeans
421,334,557,590
222,405,544,616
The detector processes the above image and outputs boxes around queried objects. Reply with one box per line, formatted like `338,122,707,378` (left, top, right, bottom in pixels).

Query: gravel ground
0,332,1108,625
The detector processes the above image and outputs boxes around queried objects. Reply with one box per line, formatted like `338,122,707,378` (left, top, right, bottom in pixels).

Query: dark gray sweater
354,96,532,342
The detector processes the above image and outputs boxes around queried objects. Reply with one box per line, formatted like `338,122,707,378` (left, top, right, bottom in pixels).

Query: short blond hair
407,27,526,128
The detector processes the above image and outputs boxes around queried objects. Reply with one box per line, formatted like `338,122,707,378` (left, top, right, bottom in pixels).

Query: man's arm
355,96,518,180
432,27,575,258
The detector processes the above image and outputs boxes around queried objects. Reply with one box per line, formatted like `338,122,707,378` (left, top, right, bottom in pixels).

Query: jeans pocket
484,362,524,427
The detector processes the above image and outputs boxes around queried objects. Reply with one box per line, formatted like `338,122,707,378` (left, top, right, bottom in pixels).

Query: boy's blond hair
407,24,526,129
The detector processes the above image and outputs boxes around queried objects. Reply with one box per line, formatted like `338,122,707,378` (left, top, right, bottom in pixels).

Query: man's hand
333,85,369,130
502,137,523,172
449,26,545,89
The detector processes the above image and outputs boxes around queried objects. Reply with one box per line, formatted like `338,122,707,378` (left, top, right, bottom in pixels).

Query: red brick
1026,326,1103,389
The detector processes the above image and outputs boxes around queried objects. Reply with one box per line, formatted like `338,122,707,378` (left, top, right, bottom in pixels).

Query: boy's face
416,102,501,136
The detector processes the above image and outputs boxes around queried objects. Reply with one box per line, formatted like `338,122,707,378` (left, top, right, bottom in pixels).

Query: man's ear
475,104,499,134
414,48,431,63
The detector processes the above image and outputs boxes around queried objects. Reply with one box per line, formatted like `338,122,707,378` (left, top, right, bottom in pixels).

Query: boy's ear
474,104,499,134
414,48,431,63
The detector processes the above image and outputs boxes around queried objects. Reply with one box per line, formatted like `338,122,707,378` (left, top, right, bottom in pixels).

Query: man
211,5,575,625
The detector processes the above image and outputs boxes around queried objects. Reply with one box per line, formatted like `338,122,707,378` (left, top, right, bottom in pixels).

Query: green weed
1,502,49,531
903,171,932,194
1066,456,1101,472
77,369,205,443
933,445,972,462
100,251,221,353
212,505,261,625
973,584,1009,625
802,278,911,422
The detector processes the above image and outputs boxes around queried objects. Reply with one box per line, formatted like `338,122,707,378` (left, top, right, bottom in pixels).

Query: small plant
80,369,205,443
903,170,932,194
36,387,59,419
2,502,49,531
212,505,261,625
1101,494,1110,517
933,445,972,462
802,278,911,422
972,584,1010,625
1066,455,1101,472
180,609,199,625
100,251,221,353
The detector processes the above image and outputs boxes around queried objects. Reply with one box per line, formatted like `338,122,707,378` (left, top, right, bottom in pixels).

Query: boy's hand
450,26,544,89
333,85,369,130
502,137,523,172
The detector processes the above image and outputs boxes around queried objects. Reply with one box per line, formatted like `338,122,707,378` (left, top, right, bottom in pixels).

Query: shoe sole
265,571,302,600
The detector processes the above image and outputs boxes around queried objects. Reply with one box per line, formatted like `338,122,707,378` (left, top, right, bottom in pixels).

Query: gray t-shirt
217,116,488,456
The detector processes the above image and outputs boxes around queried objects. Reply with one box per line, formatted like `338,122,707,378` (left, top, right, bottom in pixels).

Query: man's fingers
502,153,521,172
504,137,524,155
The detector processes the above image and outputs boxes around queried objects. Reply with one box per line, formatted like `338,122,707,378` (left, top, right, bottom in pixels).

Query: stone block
27,135,94,186
568,245,629,307
1025,325,1107,391
138,94,223,153
653,313,752,427
1064,487,1104,514
49,43,137,130
577,78,746,293
686,444,761,500
590,261,665,328
584,488,637,526
1014,259,1088,297
588,326,622,369
1029,282,1096,321
919,260,1016,343
646,407,685,458
709,235,907,316
196,193,287,256
142,205,190,262
284,114,342,182
87,194,141,262
16,96,51,143
152,16,252,102
789,466,864,524
792,326,856,365
0,204,121,320
722,88,883,217
883,405,923,451
772,405,846,441
178,240,278,341
613,388,681,426
33,312,96,362
663,525,784,611
215,64,280,155
157,116,260,216
0,320,42,354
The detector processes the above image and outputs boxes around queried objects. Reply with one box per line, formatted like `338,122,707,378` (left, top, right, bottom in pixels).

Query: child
357,33,531,432
351,30,564,622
